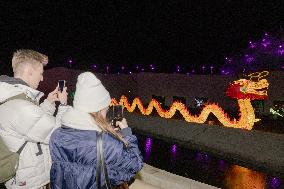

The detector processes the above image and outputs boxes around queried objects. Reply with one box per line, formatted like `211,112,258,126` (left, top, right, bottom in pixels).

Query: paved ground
125,112,284,179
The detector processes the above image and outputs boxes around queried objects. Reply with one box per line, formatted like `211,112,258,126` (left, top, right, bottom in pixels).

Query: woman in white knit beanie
49,72,143,189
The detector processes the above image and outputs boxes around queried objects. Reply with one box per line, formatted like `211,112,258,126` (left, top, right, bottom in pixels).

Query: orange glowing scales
110,71,269,130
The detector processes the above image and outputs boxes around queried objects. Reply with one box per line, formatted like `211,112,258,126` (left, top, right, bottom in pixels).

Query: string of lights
64,33,284,75
110,72,269,130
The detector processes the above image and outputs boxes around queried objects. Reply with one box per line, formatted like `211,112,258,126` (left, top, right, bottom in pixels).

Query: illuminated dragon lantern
111,71,269,130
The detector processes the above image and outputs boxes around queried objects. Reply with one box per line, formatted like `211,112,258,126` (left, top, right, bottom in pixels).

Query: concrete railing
131,164,220,189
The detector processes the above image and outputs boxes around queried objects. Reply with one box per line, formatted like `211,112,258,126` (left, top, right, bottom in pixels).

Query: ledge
133,164,219,189
126,112,284,178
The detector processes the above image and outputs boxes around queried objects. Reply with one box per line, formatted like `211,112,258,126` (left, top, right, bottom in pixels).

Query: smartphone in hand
58,80,65,92
111,105,124,128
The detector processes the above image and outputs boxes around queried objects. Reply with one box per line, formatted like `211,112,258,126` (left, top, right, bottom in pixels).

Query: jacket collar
0,75,28,86
0,82,44,103
62,107,102,131
14,84,44,102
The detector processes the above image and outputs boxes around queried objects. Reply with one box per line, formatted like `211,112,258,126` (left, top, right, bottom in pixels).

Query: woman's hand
116,118,128,129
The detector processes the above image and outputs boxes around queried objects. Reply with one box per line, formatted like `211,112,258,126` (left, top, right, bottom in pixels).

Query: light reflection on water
224,165,265,189
170,144,177,161
144,137,152,162
137,134,283,189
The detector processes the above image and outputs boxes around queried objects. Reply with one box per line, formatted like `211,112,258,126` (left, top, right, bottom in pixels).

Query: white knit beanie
73,72,111,113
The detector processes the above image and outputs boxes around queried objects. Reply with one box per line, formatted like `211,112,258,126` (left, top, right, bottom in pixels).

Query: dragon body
111,72,269,130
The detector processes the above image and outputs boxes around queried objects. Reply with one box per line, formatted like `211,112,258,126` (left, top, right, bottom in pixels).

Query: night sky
0,0,283,74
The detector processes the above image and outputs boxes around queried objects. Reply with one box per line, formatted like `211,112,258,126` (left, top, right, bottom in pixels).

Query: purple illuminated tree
221,32,284,75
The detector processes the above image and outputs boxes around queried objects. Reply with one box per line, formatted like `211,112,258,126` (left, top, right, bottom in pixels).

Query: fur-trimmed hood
61,107,102,131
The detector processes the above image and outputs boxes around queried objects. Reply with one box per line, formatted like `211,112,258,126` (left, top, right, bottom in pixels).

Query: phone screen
58,80,65,92
113,105,123,121
111,105,124,128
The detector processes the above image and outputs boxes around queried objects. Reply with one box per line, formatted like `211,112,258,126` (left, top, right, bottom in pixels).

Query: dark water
134,132,283,189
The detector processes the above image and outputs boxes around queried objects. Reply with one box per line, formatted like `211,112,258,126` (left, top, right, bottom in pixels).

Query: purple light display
195,152,203,161
221,32,284,74
210,66,214,74
66,58,74,67
145,137,152,153
144,137,152,162
176,65,181,72
171,144,177,153
92,64,97,69
217,160,227,171
195,153,212,170
277,45,284,55
261,38,271,48
195,152,211,163
269,177,281,188
170,144,177,161
221,69,231,75
244,54,255,64
249,41,256,48
68,32,283,75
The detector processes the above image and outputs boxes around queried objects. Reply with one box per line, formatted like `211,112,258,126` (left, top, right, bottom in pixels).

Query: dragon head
226,72,269,100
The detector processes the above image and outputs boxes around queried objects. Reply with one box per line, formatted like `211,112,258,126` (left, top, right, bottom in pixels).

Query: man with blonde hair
0,49,69,189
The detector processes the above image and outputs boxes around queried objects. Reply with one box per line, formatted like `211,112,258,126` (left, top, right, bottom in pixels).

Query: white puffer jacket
0,76,69,189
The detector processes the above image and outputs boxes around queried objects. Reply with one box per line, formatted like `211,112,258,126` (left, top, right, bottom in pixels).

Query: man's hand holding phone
46,80,68,105
47,86,60,104
57,80,68,105
58,86,68,105
58,80,65,92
